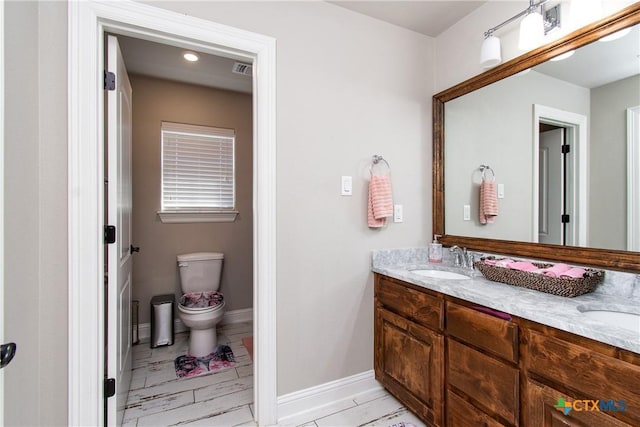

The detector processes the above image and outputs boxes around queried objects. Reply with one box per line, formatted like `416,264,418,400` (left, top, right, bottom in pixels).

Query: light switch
341,176,352,196
394,204,403,223
463,204,471,221
497,183,505,199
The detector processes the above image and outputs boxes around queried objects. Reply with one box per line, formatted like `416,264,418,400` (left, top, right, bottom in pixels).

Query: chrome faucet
449,246,477,270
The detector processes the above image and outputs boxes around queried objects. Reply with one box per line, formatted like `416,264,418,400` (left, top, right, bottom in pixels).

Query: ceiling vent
232,62,252,76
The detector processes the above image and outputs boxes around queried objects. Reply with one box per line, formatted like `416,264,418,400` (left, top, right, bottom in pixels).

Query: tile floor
125,321,425,427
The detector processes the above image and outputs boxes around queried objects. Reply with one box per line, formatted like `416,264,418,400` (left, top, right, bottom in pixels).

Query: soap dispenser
429,234,443,263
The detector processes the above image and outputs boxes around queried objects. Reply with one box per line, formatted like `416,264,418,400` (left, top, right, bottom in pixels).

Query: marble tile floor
125,321,425,427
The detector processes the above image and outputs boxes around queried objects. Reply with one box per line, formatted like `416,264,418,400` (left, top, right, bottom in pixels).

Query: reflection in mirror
444,23,640,252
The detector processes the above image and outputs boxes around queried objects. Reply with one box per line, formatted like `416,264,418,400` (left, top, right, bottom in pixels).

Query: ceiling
328,1,484,36
117,1,484,93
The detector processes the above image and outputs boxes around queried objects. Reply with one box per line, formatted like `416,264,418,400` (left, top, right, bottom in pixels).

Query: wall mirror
433,3,640,271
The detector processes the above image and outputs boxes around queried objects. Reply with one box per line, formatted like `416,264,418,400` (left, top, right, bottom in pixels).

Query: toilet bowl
176,253,226,357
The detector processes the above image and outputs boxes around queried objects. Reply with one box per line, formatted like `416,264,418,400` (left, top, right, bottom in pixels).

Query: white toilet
176,252,226,357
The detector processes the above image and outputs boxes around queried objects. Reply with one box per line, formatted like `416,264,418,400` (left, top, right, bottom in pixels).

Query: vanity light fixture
550,49,575,61
480,0,561,68
183,52,199,62
598,27,632,42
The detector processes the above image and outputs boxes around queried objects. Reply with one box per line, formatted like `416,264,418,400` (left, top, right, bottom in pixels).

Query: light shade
480,35,502,68
518,11,545,51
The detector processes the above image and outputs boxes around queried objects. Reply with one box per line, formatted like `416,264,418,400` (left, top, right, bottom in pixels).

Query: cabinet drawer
375,275,443,330
525,330,640,425
446,302,518,363
525,379,631,427
448,339,519,426
447,390,507,427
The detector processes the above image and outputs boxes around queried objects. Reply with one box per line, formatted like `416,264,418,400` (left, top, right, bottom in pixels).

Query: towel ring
370,155,391,176
480,164,495,180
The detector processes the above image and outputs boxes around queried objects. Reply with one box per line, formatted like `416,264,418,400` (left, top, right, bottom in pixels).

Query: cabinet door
447,390,507,427
525,379,631,427
375,306,444,426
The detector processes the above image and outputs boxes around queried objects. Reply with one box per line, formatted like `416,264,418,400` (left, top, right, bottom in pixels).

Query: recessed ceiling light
183,52,199,62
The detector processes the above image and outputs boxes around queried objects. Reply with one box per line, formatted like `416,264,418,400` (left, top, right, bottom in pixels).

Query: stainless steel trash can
150,294,175,348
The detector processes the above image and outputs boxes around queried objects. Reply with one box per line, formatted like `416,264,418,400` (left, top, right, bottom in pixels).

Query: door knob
0,342,17,368
130,245,140,254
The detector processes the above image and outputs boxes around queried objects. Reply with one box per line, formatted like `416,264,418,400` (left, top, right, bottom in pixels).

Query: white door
539,128,564,245
106,34,133,426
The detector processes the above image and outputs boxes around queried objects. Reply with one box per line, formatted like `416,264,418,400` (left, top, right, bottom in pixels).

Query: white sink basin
579,309,640,333
410,269,471,280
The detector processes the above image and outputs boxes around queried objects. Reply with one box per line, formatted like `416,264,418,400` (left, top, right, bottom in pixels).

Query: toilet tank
177,252,224,293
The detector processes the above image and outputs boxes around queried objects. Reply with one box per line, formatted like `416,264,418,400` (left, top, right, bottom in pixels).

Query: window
158,122,238,223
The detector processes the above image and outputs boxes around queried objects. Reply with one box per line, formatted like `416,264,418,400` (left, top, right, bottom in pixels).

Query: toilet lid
179,291,224,310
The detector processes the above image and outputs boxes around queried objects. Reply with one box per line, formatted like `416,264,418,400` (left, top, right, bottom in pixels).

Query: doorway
68,2,277,426
533,104,588,246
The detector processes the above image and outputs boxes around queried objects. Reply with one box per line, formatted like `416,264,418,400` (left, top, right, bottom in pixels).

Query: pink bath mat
242,336,253,361
174,344,235,379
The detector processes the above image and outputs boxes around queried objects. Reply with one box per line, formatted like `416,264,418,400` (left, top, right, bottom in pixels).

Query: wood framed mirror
433,3,640,272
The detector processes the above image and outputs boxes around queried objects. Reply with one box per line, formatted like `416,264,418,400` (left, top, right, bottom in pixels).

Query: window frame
157,121,239,223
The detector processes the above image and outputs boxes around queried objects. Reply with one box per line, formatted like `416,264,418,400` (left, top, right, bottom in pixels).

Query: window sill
157,211,239,224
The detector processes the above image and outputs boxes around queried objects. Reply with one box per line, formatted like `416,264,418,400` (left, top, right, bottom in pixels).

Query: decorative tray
474,260,605,298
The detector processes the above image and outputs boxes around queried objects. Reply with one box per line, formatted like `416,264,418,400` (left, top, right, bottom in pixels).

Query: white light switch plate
497,183,505,199
341,176,352,196
463,205,471,221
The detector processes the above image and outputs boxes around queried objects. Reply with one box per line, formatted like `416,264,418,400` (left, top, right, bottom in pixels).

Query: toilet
176,252,226,357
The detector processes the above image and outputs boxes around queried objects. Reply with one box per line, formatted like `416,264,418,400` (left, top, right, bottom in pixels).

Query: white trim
627,106,640,251
0,0,5,422
533,105,588,246
157,211,239,223
277,370,383,424
68,1,277,426
137,308,254,342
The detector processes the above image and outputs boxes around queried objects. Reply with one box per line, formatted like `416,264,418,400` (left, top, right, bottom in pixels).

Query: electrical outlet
394,204,403,223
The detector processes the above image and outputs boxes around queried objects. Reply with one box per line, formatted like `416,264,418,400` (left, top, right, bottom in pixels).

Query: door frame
627,106,640,251
532,104,587,246
68,2,278,426
0,0,5,422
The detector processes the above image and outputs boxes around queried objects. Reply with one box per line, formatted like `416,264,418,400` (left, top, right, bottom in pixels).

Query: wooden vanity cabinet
445,301,519,427
521,321,640,427
374,275,445,426
373,274,640,427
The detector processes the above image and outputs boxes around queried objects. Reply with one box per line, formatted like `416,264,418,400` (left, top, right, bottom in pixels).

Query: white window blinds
161,122,235,211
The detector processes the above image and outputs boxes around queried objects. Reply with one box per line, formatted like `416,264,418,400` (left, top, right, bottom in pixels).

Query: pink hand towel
540,263,571,278
495,258,515,268
367,175,393,228
479,180,498,224
508,261,539,272
560,268,587,279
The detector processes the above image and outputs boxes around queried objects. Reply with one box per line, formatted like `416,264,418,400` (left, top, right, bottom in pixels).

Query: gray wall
3,0,432,422
130,74,253,324
4,1,68,425
590,74,640,249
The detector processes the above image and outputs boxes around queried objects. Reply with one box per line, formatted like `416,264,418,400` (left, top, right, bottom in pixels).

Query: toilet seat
179,291,224,313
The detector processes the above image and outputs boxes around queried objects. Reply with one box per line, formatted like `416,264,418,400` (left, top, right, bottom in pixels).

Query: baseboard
137,308,253,342
277,370,383,423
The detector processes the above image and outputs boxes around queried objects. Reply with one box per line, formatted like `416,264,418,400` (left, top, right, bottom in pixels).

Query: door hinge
104,71,116,91
561,144,570,154
104,225,116,244
561,214,570,223
104,378,116,398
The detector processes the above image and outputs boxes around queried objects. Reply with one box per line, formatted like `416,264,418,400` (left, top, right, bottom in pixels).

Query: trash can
150,294,175,348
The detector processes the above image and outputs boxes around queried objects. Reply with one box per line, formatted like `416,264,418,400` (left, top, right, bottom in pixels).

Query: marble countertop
372,248,640,354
